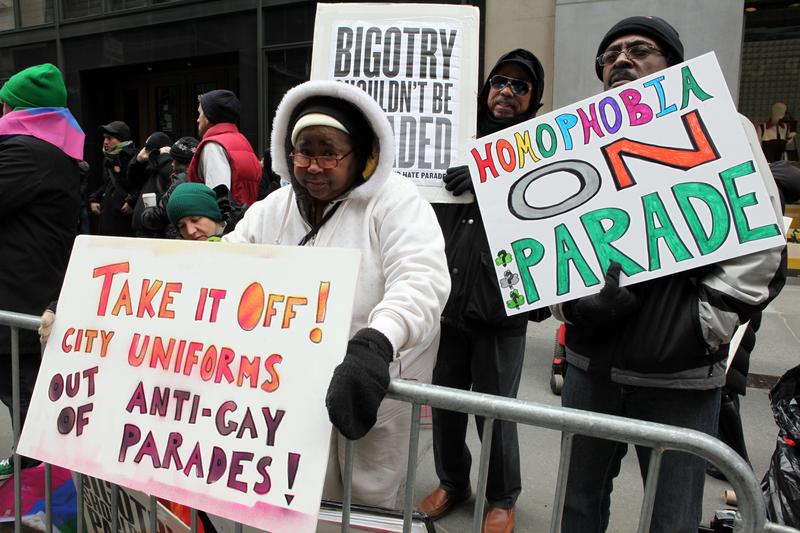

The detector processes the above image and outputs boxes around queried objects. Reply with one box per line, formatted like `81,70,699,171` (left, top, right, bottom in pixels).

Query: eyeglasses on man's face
489,75,532,97
596,43,664,66
290,150,353,169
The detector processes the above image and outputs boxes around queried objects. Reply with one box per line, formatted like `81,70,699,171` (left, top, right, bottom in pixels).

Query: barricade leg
549,432,573,533
402,403,422,533
472,417,495,532
341,439,354,533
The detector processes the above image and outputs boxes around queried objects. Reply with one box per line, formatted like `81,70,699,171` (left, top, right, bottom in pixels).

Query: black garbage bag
761,364,800,526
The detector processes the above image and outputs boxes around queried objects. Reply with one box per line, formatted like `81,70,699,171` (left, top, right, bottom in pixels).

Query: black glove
325,328,394,440
442,165,474,196
565,261,638,327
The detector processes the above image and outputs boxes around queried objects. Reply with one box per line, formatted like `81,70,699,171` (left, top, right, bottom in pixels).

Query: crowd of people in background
2,12,800,533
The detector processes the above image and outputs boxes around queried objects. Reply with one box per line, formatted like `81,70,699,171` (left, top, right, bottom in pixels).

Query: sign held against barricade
469,52,785,314
18,235,360,533
311,3,480,203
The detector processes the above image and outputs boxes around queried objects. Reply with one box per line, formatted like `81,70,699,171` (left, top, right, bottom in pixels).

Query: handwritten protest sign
81,476,189,533
311,3,480,203
468,53,785,314
18,236,360,532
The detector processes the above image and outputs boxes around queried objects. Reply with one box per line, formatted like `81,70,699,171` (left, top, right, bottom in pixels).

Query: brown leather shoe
417,485,471,520
482,506,515,533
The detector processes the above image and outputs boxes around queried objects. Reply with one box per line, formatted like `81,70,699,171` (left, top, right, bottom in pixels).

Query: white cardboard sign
18,236,360,533
311,2,480,203
468,53,786,314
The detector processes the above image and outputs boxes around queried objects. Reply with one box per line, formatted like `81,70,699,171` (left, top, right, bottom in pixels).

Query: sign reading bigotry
469,53,785,314
18,236,360,533
312,3,480,203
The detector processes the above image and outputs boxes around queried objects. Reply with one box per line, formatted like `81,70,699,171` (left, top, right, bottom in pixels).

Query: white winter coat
224,80,450,384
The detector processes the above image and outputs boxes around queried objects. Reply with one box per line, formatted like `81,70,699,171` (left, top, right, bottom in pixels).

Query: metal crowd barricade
2,308,799,533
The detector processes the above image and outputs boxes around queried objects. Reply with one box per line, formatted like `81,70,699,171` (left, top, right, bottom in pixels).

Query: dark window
108,0,148,10
62,0,102,19
21,0,54,27
265,46,312,135
0,1,14,31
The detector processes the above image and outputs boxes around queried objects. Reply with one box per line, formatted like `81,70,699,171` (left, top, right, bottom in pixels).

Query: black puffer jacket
434,49,547,335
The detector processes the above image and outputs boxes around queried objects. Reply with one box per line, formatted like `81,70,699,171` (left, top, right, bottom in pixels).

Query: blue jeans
560,365,721,533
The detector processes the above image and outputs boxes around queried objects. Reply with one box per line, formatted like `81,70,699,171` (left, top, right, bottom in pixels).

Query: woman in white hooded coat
224,80,450,507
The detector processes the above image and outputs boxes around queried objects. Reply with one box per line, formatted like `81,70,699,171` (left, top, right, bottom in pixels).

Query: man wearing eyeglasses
551,16,786,532
418,49,545,533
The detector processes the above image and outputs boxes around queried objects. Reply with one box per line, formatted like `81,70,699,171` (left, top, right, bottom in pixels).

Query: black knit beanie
170,136,199,164
199,89,240,125
144,131,172,150
595,16,684,80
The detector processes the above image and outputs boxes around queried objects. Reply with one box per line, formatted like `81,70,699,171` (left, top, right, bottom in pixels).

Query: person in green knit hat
0,62,83,481
166,182,226,241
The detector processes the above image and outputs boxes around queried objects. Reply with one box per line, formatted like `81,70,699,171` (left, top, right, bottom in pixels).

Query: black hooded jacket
433,49,546,335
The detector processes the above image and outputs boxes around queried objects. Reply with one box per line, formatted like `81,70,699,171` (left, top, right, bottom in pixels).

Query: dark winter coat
0,134,81,354
89,143,137,237
433,49,548,335
124,151,172,237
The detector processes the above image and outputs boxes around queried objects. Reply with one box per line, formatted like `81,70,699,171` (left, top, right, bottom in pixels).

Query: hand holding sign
443,165,474,196
566,261,639,328
325,328,394,440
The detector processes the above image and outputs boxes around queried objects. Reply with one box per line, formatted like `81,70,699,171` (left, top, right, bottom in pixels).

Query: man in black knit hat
187,89,261,206
550,16,786,532
418,49,546,533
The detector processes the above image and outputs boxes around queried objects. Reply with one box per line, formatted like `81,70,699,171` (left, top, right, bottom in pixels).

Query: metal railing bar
11,326,21,533
76,474,84,533
45,462,52,533
341,439,354,532
149,495,157,532
2,308,794,533
387,380,764,533
402,403,422,533
472,417,495,533
636,448,664,533
0,309,41,331
550,432,573,533
111,483,119,532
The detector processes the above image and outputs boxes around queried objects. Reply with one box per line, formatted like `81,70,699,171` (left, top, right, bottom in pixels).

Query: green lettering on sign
720,161,780,243
680,65,713,109
642,191,694,271
511,238,545,303
580,207,645,276
555,223,600,296
672,182,730,255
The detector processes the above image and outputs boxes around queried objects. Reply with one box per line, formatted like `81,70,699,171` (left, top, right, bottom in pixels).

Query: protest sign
468,53,786,314
17,236,360,532
311,3,480,203
81,476,189,533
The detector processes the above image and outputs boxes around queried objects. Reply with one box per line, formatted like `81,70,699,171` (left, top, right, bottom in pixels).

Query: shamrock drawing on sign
495,249,513,267
506,289,524,310
500,270,519,289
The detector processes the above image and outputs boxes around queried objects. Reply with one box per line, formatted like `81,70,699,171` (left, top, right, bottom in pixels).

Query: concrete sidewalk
411,282,800,532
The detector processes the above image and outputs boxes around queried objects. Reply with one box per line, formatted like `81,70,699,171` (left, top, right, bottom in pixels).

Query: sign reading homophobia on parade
311,3,480,203
469,53,786,314
18,236,360,533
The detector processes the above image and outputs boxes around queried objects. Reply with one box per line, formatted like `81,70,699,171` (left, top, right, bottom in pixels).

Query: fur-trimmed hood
270,80,395,205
